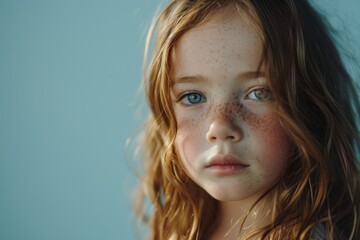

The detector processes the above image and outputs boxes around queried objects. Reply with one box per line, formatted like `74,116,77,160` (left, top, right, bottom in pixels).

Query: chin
207,190,249,202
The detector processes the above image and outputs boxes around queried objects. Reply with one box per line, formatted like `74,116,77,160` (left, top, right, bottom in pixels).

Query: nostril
206,121,242,143
210,136,217,141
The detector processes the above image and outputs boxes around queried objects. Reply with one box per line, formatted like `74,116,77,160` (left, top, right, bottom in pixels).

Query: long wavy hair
135,0,360,239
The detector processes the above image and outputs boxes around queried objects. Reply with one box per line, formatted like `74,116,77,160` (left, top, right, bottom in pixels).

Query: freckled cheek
251,113,291,172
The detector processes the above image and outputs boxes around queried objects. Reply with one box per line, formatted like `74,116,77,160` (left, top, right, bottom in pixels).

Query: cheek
175,119,202,165
250,113,291,175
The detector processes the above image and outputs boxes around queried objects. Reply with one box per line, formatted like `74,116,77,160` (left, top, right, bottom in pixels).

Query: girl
135,0,360,239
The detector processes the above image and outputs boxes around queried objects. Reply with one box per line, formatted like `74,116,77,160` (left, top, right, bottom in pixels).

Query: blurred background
0,0,359,239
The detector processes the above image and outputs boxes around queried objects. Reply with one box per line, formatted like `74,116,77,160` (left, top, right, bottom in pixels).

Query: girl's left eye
179,92,206,106
246,88,272,101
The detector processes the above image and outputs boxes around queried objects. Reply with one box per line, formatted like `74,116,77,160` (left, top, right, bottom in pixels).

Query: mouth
205,154,249,175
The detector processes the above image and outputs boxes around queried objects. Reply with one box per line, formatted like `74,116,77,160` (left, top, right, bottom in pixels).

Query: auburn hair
136,0,360,239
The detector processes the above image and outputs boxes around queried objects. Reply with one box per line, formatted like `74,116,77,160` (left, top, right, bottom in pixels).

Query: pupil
255,90,266,99
189,94,200,103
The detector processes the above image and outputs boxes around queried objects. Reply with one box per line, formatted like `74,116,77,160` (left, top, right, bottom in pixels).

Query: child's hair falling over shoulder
135,0,360,239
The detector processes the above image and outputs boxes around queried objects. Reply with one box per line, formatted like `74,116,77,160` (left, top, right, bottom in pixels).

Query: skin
171,9,291,239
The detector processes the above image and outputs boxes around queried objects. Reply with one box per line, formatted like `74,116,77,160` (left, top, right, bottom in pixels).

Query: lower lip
206,164,248,176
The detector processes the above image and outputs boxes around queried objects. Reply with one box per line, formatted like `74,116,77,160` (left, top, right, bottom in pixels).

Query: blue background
0,0,359,239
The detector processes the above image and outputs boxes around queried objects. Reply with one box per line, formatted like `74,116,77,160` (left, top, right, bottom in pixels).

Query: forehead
176,14,260,50
172,9,264,82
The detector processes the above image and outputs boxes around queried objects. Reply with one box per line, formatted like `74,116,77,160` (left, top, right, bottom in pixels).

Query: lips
206,154,249,168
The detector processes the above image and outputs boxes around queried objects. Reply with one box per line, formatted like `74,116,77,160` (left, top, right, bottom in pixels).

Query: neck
210,194,276,240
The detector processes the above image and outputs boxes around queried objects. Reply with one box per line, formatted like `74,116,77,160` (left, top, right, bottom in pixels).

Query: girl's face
171,12,291,203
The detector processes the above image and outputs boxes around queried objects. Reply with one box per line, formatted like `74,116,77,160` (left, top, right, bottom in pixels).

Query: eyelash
176,87,272,106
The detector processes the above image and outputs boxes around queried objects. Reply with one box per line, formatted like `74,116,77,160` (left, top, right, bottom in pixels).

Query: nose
206,116,242,143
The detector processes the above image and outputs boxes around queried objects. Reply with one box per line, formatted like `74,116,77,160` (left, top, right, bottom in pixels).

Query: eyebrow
173,75,206,84
236,71,265,80
173,71,265,84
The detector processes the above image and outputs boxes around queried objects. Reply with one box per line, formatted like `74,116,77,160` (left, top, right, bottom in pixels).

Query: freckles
255,114,290,155
249,113,290,176
219,100,290,168
178,108,206,130
222,98,250,124
203,97,287,147
243,170,257,191
229,101,287,142
258,114,289,145
200,98,215,121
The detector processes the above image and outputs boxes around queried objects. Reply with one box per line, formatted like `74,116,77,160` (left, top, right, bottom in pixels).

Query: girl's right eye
179,92,206,106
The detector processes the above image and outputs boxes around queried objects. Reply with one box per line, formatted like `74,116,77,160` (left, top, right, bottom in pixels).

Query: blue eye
246,88,272,101
180,92,206,105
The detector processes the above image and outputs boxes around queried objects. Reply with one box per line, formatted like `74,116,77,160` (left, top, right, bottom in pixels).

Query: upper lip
205,154,249,168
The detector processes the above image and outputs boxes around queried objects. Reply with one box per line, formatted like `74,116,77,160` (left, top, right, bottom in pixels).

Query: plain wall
0,0,359,239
